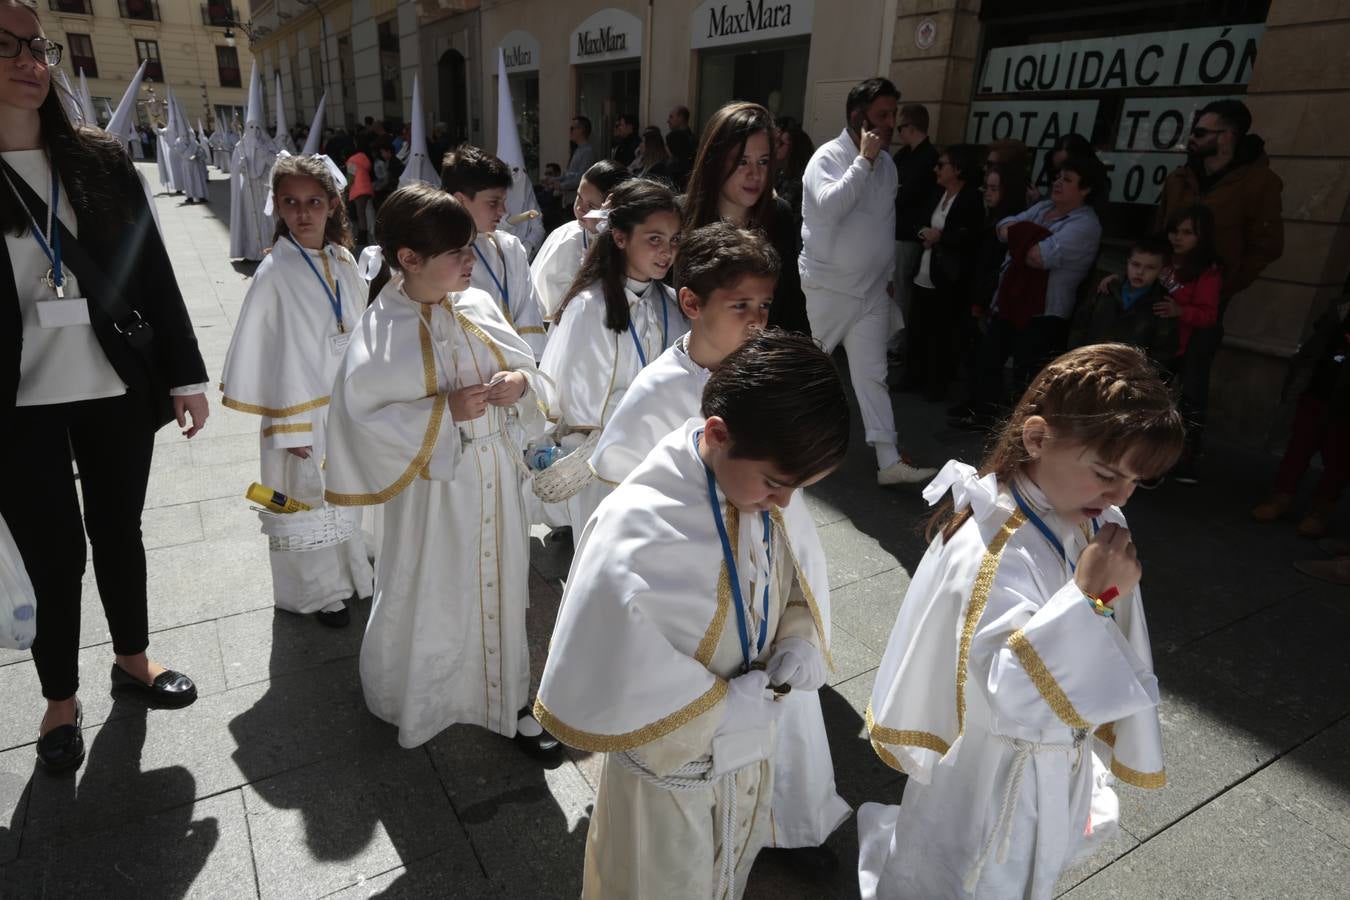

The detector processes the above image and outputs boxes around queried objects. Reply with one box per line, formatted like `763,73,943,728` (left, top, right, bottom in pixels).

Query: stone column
887,0,982,144
1210,2,1350,448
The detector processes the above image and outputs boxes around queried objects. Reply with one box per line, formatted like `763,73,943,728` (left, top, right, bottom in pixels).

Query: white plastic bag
0,514,37,651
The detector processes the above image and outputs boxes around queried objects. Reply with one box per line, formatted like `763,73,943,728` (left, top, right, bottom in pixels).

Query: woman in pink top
346,149,374,243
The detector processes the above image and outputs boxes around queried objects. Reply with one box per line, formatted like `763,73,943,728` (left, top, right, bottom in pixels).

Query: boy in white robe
529,159,631,323
220,156,374,626
536,330,850,899
590,224,851,867
323,184,557,756
441,145,548,361
859,344,1180,900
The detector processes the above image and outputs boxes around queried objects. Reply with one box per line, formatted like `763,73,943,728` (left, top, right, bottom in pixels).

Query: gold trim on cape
262,422,313,437
865,702,951,773
452,307,510,371
221,393,330,419
1109,757,1167,789
956,509,1027,731
694,505,738,667
769,508,834,670
1006,628,1092,729
533,680,728,753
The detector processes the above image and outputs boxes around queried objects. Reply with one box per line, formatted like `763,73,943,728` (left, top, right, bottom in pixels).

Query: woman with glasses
904,144,986,403
0,0,209,772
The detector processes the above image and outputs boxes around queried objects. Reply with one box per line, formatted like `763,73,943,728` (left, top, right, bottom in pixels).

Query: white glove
714,669,782,737
765,636,826,692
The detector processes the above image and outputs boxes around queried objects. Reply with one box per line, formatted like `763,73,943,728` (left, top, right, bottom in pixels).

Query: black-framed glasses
1190,126,1229,139
0,27,62,66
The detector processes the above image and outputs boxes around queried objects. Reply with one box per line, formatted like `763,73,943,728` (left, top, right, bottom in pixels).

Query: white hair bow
356,245,385,281
583,208,611,234
922,459,1000,522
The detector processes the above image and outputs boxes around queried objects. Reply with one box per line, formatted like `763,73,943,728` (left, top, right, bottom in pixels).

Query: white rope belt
459,425,534,480
962,732,1085,893
615,750,741,900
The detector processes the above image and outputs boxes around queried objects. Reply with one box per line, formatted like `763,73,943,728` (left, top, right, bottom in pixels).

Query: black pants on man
972,315,1070,417
1,392,155,700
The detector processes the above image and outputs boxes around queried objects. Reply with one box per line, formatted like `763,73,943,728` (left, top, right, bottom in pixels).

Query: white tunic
219,238,374,614
174,132,210,202
229,124,277,261
537,279,687,532
588,336,851,849
529,220,589,322
209,129,231,172
155,127,176,193
469,230,547,361
324,280,545,748
536,420,833,899
859,463,1165,900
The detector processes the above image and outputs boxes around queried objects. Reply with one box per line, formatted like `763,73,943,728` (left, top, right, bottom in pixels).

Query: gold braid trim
454,308,510,371
517,325,547,335
221,393,330,418
1110,757,1167,790
1006,628,1092,729
420,305,438,396
957,509,1027,731
262,422,313,437
694,505,738,666
532,680,728,753
769,508,834,670
325,316,447,506
865,702,950,773
1095,722,1117,748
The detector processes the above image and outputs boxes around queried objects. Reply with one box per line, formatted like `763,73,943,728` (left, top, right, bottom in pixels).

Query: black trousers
908,284,964,395
1,392,155,700
972,315,1070,416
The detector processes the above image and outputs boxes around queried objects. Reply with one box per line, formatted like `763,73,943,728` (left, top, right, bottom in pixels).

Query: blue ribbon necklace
702,440,772,674
3,163,65,297
286,234,343,332
473,240,510,317
627,284,669,368
1010,483,1099,573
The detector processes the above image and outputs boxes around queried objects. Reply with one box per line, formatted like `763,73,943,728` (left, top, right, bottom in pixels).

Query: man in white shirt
799,78,936,486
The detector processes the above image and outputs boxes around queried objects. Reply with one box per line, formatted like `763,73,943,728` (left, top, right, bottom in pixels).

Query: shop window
68,33,96,78
217,45,240,88
697,38,809,132
135,38,162,82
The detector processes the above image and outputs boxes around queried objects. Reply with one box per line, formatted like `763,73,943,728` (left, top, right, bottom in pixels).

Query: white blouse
3,149,125,406
913,190,957,291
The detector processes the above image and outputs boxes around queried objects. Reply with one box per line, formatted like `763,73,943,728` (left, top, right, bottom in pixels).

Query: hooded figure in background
229,64,277,261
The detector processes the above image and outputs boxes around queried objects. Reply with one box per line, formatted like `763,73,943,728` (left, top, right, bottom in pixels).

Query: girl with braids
0,0,208,771
219,155,373,628
859,344,1183,899
537,177,688,534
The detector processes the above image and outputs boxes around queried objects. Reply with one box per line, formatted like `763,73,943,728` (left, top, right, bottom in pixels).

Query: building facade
37,0,256,131
245,0,1349,450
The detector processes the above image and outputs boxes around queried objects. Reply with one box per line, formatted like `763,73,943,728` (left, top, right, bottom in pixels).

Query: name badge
329,332,352,356
36,297,91,328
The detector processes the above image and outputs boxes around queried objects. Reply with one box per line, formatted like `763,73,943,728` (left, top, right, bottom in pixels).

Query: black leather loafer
36,701,84,773
110,663,198,709
514,707,562,762
316,606,350,628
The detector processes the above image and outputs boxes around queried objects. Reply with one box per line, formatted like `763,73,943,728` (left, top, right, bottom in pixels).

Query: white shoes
878,458,939,486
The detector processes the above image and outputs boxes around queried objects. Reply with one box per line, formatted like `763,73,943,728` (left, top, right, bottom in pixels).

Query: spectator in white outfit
799,78,937,486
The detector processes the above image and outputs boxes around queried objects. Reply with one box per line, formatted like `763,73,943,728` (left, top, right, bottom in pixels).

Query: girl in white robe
537,178,689,534
859,343,1184,900
536,331,849,899
529,159,631,323
220,156,374,625
590,224,851,856
323,184,553,753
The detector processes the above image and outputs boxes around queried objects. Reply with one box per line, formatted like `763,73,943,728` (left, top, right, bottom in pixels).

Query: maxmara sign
691,0,814,49
499,30,540,74
570,8,643,64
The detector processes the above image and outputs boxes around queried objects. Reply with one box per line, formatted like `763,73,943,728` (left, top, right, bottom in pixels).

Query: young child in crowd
860,343,1182,900
536,330,848,899
1073,237,1178,367
1252,291,1350,538
589,223,851,869
219,155,374,628
322,184,556,757
441,144,548,360
537,177,688,534
530,159,631,323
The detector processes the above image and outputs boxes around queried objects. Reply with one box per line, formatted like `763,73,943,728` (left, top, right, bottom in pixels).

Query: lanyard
286,235,344,332
472,242,510,316
582,229,589,252
1010,484,1099,573
703,453,772,674
2,163,64,296
627,287,669,368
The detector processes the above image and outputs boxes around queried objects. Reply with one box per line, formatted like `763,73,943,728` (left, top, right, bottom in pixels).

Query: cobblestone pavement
0,166,1346,898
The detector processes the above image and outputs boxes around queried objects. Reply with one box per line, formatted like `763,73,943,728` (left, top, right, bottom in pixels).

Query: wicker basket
258,504,354,552
531,430,601,503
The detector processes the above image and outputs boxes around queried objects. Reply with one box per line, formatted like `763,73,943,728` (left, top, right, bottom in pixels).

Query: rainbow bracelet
1083,591,1115,618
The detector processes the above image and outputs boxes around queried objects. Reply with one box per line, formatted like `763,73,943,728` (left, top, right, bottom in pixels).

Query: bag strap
0,158,154,352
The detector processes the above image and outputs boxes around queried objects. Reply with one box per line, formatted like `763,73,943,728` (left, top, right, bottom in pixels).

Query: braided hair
929,343,1185,542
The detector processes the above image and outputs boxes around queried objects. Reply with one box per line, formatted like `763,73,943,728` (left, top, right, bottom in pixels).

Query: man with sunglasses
1154,98,1284,484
